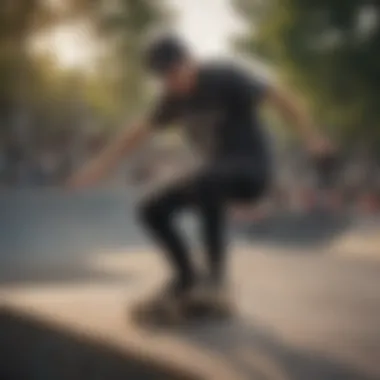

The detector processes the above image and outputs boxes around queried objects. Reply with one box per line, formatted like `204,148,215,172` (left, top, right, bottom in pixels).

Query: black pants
138,158,269,290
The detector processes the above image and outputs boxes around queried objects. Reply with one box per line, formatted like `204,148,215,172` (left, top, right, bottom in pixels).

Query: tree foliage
65,0,171,121
0,0,170,142
0,0,60,113
234,0,380,148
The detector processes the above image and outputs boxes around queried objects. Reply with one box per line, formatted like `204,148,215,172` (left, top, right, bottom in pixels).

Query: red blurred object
359,193,380,213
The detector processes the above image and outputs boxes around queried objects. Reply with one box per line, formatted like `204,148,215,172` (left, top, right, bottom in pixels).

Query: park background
1,2,380,380
0,0,379,214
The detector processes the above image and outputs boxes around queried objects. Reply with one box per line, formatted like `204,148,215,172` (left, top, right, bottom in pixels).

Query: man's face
160,61,196,95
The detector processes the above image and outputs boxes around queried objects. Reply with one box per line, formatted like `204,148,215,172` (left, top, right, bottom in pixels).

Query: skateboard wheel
131,298,183,326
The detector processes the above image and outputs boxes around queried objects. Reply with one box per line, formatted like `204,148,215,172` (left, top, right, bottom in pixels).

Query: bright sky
168,0,244,58
32,20,97,70
34,0,243,69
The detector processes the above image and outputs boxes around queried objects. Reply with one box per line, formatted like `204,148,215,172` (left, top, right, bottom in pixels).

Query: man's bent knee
137,197,163,227
137,192,179,228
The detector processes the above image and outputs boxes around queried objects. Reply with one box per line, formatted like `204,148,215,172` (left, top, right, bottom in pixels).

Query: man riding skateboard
67,35,332,320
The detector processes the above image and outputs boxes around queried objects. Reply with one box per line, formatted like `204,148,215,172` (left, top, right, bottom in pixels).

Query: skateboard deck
130,292,235,328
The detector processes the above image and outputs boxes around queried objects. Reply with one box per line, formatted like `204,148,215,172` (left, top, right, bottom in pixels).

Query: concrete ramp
1,249,380,380
0,252,245,380
0,308,198,380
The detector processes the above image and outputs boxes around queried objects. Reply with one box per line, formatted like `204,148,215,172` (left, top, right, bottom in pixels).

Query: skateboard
130,289,235,328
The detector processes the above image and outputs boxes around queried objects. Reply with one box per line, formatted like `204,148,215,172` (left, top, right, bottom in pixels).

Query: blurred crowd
1,133,379,215
130,145,380,216
0,132,106,187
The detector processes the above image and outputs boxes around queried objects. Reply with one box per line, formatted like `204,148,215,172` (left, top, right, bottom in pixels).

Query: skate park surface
1,188,380,380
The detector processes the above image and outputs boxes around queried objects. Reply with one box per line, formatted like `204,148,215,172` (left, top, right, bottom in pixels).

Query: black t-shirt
149,62,270,163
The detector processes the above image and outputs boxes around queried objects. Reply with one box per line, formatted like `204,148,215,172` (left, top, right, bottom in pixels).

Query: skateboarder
67,35,332,312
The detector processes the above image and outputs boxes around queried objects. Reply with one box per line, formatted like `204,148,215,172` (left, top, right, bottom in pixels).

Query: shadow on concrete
0,190,147,286
0,262,137,286
167,317,378,380
236,210,352,250
0,308,198,380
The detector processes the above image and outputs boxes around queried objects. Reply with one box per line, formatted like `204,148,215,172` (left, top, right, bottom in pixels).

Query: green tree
95,0,171,119
1,0,170,142
0,0,60,122
234,0,380,150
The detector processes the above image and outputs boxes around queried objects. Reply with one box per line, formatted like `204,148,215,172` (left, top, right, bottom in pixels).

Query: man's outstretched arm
264,86,333,155
66,120,152,189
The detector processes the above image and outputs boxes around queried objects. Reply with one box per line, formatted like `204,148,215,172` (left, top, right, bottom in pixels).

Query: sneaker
142,276,195,309
132,276,197,324
188,276,230,305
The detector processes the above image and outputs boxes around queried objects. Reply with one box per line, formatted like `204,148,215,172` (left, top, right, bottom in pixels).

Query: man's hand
65,166,101,190
65,121,152,191
265,86,336,158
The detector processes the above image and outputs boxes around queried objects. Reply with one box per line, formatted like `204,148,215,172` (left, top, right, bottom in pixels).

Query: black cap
144,35,189,75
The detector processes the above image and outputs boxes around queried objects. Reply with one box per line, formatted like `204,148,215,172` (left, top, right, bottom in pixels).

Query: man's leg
138,169,228,293
138,182,195,294
194,171,227,284
196,162,269,286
